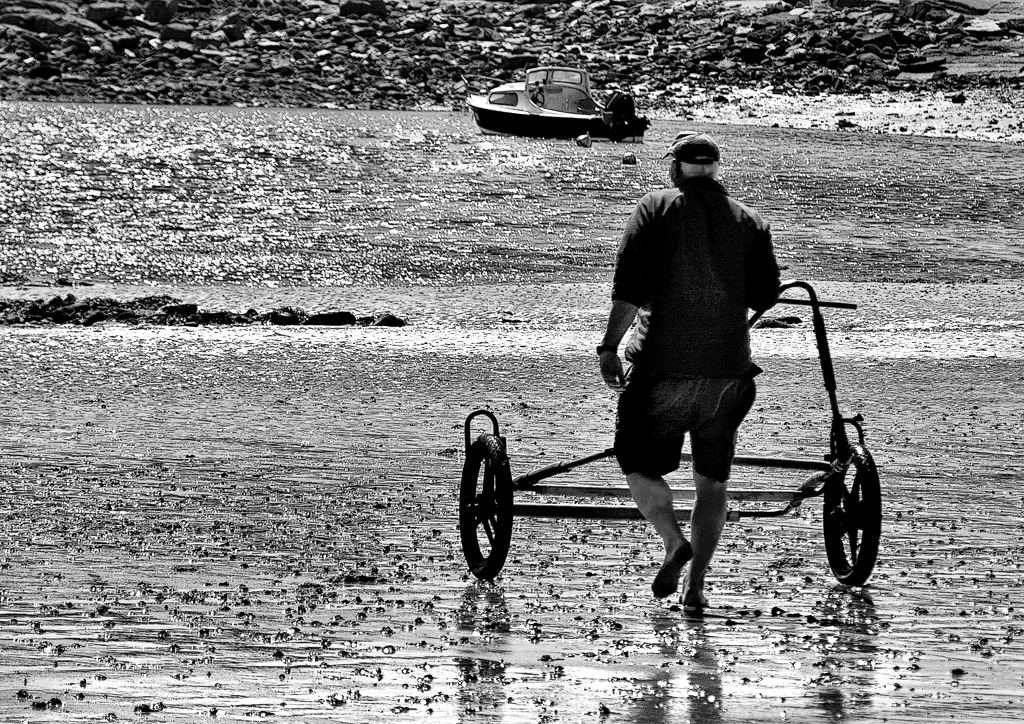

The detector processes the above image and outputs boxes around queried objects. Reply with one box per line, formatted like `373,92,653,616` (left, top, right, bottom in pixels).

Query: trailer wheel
459,433,514,581
823,444,881,586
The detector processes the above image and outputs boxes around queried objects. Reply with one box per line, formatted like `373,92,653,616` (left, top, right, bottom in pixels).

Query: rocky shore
0,292,408,325
1,0,1022,112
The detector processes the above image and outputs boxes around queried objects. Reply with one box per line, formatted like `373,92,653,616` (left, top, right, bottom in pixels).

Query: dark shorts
615,369,756,481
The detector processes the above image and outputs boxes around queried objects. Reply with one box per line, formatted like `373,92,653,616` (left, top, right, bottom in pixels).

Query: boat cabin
486,66,600,115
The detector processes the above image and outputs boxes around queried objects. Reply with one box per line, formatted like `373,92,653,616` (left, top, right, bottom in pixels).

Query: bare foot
680,566,709,611
652,540,693,598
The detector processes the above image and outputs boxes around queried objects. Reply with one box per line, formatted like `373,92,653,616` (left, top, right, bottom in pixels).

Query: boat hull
468,102,644,142
469,104,597,138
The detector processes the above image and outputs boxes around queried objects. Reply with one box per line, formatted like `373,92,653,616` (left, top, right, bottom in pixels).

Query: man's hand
599,349,626,391
599,299,637,392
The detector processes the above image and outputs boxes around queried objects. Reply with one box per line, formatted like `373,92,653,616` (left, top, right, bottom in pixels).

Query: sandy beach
1,99,1023,721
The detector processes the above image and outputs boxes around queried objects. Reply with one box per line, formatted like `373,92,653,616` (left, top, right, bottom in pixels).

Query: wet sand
1,279,1021,721
1,104,1023,721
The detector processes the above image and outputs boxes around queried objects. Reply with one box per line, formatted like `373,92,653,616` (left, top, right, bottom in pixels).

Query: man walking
598,132,781,610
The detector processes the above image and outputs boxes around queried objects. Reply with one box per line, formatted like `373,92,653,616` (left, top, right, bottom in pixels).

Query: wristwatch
596,344,618,355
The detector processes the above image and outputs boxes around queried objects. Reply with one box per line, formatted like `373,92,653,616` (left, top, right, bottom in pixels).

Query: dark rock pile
0,293,408,326
754,314,803,327
0,0,1021,109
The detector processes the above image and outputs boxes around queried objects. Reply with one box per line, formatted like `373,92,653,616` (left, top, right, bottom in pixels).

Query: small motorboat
466,66,650,142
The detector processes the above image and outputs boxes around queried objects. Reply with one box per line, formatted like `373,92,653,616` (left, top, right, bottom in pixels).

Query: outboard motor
604,91,651,142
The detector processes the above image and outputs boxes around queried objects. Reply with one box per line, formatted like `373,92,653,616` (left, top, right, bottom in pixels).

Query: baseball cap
663,132,721,164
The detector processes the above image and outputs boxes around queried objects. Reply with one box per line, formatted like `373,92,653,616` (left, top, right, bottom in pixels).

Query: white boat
466,66,650,142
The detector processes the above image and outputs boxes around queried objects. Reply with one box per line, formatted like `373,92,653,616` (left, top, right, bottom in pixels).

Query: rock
739,42,768,63
192,30,225,48
27,62,61,79
15,10,106,36
159,22,193,42
755,316,802,328
162,302,198,316
575,133,592,147
337,0,387,17
133,703,166,714
62,301,99,320
964,18,1005,36
264,14,287,31
621,152,637,165
497,52,539,70
110,32,141,51
84,2,126,24
268,307,305,325
0,297,397,328
906,0,999,15
897,0,993,19
0,271,29,285
270,57,293,75
419,28,445,47
117,308,151,323
401,14,431,32
858,32,898,50
212,12,245,31
806,71,837,88
937,13,966,29
302,311,357,325
372,313,406,327
198,310,249,324
0,0,1020,111
754,11,798,29
468,14,495,30
0,23,46,53
220,23,246,43
900,56,947,72
857,52,889,70
132,294,180,309
144,0,177,24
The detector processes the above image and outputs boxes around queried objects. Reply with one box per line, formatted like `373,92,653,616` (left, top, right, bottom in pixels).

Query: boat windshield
526,70,547,86
527,69,587,87
550,69,585,86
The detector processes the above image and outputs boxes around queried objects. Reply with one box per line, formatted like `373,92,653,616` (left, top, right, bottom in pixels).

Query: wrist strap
596,344,618,355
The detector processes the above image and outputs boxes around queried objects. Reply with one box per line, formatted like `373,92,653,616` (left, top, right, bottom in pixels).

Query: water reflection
455,582,511,721
678,620,725,724
444,582,884,722
621,591,883,723
615,611,724,722
806,588,880,720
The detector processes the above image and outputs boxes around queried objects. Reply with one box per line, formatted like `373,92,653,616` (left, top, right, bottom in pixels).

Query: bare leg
627,472,693,598
681,471,727,608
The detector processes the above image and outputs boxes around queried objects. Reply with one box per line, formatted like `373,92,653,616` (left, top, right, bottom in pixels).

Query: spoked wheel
823,444,881,586
459,433,514,581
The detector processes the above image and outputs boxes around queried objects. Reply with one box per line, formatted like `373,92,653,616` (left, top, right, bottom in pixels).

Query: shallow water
1,104,1023,721
2,102,1023,286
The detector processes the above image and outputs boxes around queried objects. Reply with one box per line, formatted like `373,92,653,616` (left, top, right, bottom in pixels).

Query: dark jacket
612,177,780,377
